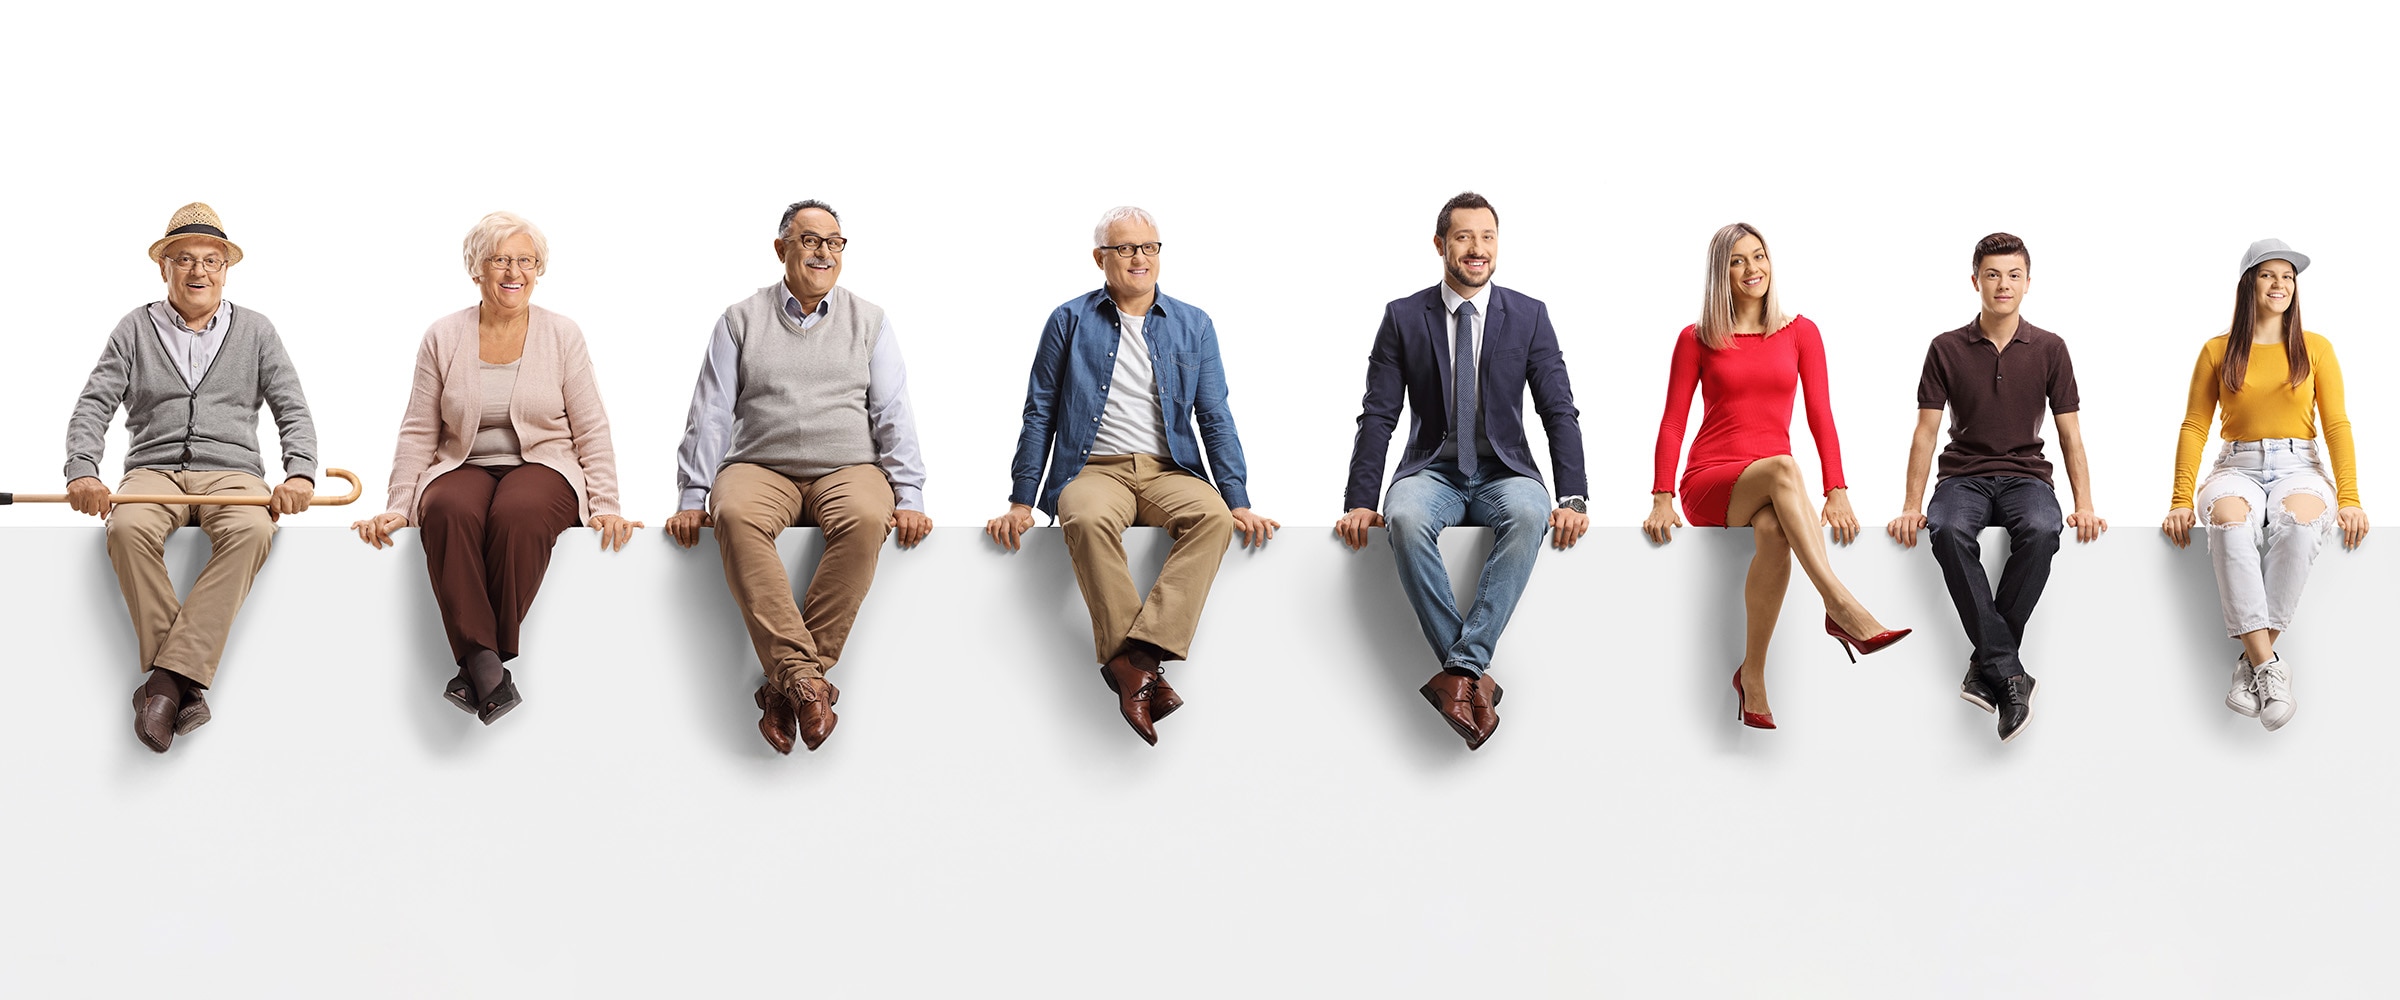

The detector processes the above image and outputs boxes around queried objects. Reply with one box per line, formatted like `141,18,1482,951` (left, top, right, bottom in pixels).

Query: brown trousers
104,469,277,687
711,462,895,682
1058,455,1235,664
418,463,580,664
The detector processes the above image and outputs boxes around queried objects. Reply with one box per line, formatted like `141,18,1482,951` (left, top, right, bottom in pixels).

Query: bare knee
1751,506,1786,549
2282,495,2327,523
2210,497,2253,526
1759,455,1804,492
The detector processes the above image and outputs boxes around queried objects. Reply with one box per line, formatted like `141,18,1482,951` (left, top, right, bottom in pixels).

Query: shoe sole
2227,695,2261,718
174,701,210,736
1960,690,1996,713
2261,706,2295,732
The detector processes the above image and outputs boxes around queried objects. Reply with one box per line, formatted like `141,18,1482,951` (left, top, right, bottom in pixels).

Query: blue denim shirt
1009,288,1250,516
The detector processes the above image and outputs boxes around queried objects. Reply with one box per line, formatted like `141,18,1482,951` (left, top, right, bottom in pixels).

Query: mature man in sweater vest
985,206,1279,746
63,203,319,754
667,199,930,755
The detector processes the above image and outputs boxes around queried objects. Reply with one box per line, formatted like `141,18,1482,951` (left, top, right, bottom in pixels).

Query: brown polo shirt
1916,317,2081,485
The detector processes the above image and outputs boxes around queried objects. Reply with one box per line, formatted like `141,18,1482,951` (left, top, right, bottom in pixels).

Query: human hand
1886,510,1927,548
268,476,314,520
2067,508,2108,544
1230,507,1280,548
591,514,644,551
66,477,111,517
2338,506,2371,549
1819,489,1860,546
1550,506,1588,549
352,512,409,548
984,504,1035,551
1642,494,1682,544
2161,507,2196,549
665,508,713,549
1334,507,1384,551
890,509,932,549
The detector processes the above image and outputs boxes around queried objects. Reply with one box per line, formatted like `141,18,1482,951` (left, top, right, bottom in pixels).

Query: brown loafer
133,689,177,754
1099,654,1161,745
1419,671,1481,749
777,674,840,752
1469,674,1503,748
175,687,212,736
754,684,797,755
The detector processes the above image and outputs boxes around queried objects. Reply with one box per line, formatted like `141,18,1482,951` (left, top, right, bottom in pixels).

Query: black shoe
1998,675,2037,743
1960,661,1998,714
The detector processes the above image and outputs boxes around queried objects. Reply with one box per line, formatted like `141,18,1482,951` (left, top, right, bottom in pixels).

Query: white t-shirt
1090,311,1171,459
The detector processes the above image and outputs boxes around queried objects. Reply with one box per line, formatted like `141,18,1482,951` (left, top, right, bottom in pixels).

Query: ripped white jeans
2196,439,2335,638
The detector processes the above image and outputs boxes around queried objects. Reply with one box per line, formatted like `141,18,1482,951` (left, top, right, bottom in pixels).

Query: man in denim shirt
986,206,1279,745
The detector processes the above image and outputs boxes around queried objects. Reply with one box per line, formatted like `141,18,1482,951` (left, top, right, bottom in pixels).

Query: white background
2,1,2394,996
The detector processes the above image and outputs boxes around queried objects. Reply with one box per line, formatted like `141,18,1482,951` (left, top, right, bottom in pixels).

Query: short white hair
1093,205,1157,248
462,211,550,278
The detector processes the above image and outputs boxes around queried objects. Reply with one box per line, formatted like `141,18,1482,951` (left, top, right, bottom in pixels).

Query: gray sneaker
2255,656,2296,732
2227,654,2260,718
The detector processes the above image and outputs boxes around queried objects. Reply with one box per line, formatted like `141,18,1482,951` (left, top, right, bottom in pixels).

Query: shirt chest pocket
1164,352,1207,402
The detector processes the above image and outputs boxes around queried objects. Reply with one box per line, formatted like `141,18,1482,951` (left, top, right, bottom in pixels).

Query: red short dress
1651,317,1846,527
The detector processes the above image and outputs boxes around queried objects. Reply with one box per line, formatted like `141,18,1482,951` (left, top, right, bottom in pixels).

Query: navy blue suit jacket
1343,284,1585,512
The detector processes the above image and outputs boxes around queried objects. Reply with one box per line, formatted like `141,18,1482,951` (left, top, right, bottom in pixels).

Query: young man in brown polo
1886,233,2106,743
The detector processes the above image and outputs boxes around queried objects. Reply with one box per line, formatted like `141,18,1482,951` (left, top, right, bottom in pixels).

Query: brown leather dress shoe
133,688,177,754
176,687,212,736
1099,654,1161,745
1469,674,1503,748
1419,671,1481,749
754,684,797,755
783,676,840,752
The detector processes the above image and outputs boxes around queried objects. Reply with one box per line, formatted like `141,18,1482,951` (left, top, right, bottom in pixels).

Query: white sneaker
2255,656,2296,732
2226,654,2260,717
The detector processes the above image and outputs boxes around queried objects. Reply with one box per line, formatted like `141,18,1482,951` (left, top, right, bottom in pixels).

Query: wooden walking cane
0,469,364,508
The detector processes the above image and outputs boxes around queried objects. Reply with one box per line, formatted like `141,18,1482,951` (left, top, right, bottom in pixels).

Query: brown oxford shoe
1099,653,1161,746
1124,646,1184,722
785,676,841,752
1469,674,1504,748
754,684,797,755
133,687,177,754
1419,670,1481,749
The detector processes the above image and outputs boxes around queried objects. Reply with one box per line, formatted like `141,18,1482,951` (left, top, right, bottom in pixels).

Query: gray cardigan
64,302,317,485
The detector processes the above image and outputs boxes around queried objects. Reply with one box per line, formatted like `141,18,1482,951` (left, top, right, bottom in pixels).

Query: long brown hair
2222,261,2310,392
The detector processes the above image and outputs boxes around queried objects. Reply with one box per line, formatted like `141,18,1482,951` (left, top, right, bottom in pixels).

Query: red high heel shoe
1825,615,1911,662
1731,667,1775,730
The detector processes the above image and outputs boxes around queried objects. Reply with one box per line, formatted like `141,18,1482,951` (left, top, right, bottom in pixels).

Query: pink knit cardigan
383,305,620,523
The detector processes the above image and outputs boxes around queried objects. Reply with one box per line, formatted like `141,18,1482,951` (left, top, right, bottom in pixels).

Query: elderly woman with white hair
353,211,637,725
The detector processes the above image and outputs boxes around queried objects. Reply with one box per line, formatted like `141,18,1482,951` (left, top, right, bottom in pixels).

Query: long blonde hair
1695,222,1785,350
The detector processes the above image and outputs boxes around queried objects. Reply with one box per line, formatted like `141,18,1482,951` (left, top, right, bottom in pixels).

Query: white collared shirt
146,300,232,390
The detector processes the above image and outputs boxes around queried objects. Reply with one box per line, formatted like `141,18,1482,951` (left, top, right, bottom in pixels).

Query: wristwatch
1556,496,1587,514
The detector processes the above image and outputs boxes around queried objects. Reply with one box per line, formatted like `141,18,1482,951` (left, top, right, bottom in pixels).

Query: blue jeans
2196,439,2335,638
1383,461,1552,677
1925,475,2062,684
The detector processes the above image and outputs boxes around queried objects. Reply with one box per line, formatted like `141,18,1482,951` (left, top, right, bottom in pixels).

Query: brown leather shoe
176,686,212,736
1469,674,1503,748
782,675,840,752
1099,654,1161,745
1419,671,1480,749
133,688,177,754
754,684,797,755
1124,645,1182,722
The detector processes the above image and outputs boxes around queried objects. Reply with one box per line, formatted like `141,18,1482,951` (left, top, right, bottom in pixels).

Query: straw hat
146,202,245,266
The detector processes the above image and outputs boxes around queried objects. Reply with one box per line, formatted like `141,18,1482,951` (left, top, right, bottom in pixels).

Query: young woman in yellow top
2161,239,2370,732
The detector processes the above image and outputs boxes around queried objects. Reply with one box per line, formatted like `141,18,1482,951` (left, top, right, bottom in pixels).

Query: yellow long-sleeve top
2172,330,2358,509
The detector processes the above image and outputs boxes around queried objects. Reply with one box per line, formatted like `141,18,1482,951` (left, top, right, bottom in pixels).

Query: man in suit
1335,192,1588,750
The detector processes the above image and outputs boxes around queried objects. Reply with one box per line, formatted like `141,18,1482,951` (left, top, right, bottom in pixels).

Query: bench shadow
1336,531,1491,767
992,529,1174,766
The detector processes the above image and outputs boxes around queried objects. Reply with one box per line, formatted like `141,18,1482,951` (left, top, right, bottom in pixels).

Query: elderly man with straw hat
62,202,318,753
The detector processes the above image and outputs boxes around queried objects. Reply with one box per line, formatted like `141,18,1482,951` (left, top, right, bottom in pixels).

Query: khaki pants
104,469,277,687
1058,455,1234,664
711,463,894,682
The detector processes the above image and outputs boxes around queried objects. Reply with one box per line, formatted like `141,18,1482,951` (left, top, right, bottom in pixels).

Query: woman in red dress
1645,223,1909,729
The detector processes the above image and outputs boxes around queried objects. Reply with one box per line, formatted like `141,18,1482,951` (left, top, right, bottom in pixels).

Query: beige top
464,361,523,467
384,305,620,522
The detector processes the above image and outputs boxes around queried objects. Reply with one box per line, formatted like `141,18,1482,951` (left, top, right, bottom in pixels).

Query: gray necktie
1454,300,1478,477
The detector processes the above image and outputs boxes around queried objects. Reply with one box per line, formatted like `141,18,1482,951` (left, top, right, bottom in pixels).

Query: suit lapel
1424,290,1452,417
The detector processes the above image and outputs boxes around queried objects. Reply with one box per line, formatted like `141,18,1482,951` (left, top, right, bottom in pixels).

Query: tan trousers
1058,455,1235,664
104,469,277,687
711,462,895,682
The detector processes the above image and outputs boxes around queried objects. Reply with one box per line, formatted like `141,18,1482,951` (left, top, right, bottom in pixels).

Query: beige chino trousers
1057,455,1235,664
104,469,277,687
711,462,895,683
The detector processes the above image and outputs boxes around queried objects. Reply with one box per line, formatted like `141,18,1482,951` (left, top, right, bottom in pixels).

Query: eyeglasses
484,255,541,272
1100,242,1163,259
166,254,228,273
783,234,848,254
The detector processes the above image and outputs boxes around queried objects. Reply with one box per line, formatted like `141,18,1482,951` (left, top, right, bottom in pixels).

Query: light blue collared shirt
145,299,232,390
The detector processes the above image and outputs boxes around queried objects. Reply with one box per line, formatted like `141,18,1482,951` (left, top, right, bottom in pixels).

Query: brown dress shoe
176,687,212,736
1099,654,1161,745
1419,671,1481,749
782,676,840,752
1469,674,1503,747
133,688,177,754
1123,645,1182,722
754,684,797,755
